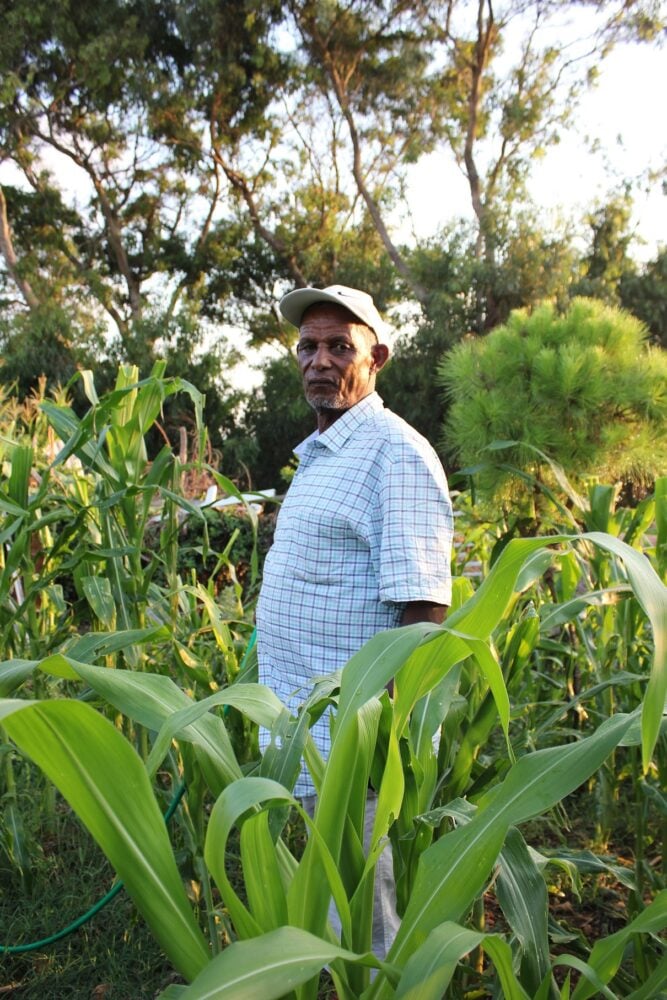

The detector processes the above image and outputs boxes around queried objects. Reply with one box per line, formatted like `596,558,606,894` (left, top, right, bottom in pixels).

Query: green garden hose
0,781,187,954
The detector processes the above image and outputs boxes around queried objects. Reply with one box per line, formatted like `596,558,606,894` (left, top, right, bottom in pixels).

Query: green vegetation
440,298,667,512
1,3,666,994
1,370,665,998
1,1,665,483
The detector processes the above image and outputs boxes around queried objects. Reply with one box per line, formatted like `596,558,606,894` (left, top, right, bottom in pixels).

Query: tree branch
211,147,308,288
33,124,143,322
0,185,40,311
294,4,429,304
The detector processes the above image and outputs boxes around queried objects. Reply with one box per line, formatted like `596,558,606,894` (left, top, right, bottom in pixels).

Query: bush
439,298,667,508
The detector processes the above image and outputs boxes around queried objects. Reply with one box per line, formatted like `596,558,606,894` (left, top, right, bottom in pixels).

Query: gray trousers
301,790,400,960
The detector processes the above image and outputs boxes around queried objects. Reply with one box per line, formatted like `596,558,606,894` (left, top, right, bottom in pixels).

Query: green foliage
0,365,258,687
242,352,315,489
2,0,663,406
164,505,274,602
0,303,107,400
380,218,579,450
440,298,667,506
1,489,666,997
621,248,667,348
573,195,637,304
379,323,455,451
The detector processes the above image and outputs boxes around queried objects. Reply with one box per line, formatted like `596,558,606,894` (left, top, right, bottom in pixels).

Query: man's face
296,304,387,424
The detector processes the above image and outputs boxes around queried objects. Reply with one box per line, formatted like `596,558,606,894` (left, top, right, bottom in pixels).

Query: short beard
306,392,347,413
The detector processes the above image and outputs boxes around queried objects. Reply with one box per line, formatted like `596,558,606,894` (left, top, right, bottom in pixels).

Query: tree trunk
0,185,40,311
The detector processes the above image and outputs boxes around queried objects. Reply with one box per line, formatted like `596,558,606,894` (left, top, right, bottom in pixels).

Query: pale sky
405,41,667,261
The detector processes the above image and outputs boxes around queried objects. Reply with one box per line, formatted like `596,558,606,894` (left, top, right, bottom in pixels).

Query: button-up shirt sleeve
376,441,454,606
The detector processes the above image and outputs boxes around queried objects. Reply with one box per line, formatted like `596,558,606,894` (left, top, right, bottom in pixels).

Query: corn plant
1,527,665,998
0,368,261,885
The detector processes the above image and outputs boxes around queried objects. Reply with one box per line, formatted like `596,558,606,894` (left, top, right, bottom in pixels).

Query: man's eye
296,342,352,355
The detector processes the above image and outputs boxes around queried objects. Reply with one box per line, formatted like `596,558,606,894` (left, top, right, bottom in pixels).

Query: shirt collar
295,392,384,457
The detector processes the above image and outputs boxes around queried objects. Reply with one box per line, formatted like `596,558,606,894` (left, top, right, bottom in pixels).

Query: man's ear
371,342,390,372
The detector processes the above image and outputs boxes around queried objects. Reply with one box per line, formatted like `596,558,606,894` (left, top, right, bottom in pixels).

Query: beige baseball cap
279,284,388,337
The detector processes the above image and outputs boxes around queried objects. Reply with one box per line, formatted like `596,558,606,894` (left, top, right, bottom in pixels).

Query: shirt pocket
286,509,355,585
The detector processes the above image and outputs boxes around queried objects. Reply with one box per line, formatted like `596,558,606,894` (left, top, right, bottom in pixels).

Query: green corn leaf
0,496,28,518
369,716,405,869
393,923,531,1000
516,549,557,592
540,847,637,891
159,488,206,518
639,778,667,816
110,364,140,423
554,956,618,1000
205,778,296,939
0,659,38,696
240,810,289,931
135,375,168,434
161,926,376,1000
260,705,313,800
368,712,634,998
624,953,667,1000
394,629,470,736
655,476,666,579
79,369,99,405
0,698,210,981
484,935,533,1000
393,923,483,999
535,673,647,742
580,532,666,768
61,626,171,663
39,656,243,792
445,536,571,637
495,827,551,993
539,586,632,630
7,444,32,507
189,584,237,653
338,623,441,738
449,629,513,757
410,665,461,758
287,717,377,949
40,401,119,483
570,890,667,1000
477,711,636,826
145,685,285,781
287,715,371,942
81,575,116,628
2,791,33,885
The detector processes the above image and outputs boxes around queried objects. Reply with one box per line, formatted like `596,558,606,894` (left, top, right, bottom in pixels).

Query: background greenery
1,3,666,996
0,371,665,998
1,0,665,489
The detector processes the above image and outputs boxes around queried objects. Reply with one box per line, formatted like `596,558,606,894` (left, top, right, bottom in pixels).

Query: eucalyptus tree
1,0,664,413
0,0,290,366
0,0,291,460
285,0,663,328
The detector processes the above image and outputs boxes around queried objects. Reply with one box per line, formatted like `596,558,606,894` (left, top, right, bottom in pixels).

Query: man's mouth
307,379,337,388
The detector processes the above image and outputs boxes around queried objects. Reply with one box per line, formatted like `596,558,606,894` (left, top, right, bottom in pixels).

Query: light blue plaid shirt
256,392,454,795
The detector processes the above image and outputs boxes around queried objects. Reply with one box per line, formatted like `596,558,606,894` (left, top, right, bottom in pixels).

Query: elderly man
255,284,453,954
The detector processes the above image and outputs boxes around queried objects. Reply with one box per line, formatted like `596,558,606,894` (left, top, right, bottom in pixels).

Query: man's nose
311,344,332,368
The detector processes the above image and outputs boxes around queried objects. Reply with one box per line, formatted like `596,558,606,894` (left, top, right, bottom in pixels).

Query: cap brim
279,287,355,328
279,287,387,337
